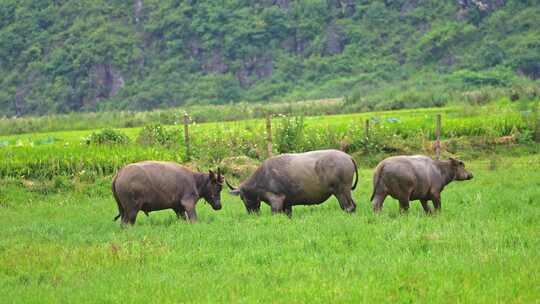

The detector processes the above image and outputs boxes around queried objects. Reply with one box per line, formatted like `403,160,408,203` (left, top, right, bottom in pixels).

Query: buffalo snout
211,201,222,210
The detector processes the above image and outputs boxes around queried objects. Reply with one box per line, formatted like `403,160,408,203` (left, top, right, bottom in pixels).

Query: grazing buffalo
370,155,473,213
227,149,358,216
112,161,224,225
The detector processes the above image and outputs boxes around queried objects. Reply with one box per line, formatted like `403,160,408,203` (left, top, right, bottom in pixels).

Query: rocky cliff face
457,0,506,19
236,55,274,88
458,0,506,11
84,64,125,108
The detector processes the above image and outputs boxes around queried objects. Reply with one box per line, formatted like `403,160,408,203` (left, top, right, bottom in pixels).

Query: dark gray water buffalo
112,161,224,225
370,155,473,213
226,149,358,216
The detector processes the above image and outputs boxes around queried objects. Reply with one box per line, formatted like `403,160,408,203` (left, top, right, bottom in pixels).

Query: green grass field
1,100,538,179
0,102,527,146
1,153,539,303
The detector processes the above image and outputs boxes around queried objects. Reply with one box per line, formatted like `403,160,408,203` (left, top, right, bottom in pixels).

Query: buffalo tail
351,157,359,190
111,173,123,222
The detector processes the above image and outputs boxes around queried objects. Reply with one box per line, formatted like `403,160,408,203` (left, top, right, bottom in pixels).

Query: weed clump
275,115,305,153
83,129,130,145
136,124,179,147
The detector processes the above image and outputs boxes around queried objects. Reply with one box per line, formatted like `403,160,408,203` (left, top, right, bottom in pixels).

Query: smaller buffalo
227,149,358,216
112,161,224,225
370,155,473,213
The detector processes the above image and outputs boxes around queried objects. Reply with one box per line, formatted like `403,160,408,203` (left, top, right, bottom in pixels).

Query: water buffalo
112,161,224,225
226,149,358,216
370,155,473,213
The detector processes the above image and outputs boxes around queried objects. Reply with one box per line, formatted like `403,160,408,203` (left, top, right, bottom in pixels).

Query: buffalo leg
335,191,356,213
185,209,197,222
122,208,139,226
267,193,286,214
432,194,442,212
371,193,387,213
398,198,410,213
345,191,357,212
174,206,186,220
420,200,432,214
181,199,198,222
284,204,293,218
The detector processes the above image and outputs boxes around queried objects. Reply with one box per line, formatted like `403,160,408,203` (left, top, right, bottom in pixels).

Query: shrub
275,115,305,153
410,22,475,63
462,90,492,105
136,124,180,147
83,129,130,145
452,69,513,88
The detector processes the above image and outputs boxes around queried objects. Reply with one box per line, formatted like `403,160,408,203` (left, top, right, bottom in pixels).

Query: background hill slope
1,0,539,116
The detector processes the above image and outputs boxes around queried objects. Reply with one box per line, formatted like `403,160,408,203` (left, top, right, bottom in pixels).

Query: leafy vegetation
136,124,179,148
83,128,130,145
0,99,344,135
1,100,538,179
275,115,306,153
1,1,539,116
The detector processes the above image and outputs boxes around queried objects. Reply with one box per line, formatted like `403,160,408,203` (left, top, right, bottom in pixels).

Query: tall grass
0,99,345,135
0,145,183,179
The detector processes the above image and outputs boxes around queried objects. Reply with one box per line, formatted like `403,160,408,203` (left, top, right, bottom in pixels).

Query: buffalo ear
229,189,241,196
209,170,216,182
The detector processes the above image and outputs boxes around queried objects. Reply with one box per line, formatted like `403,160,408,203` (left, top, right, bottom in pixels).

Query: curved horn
216,167,224,184
225,179,237,190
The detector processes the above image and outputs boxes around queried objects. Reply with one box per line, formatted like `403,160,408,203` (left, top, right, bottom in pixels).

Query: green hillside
1,0,539,115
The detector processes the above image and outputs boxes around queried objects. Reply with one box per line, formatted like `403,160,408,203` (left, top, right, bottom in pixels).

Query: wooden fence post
435,114,441,160
364,119,370,140
183,112,191,161
266,114,273,158
364,119,370,152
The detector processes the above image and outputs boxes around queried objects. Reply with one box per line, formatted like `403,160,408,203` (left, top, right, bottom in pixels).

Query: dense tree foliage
0,0,539,116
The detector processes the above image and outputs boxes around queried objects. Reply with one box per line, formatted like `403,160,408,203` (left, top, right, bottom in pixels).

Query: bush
462,89,493,105
83,129,130,145
409,22,475,63
275,115,305,153
452,69,513,88
136,124,180,147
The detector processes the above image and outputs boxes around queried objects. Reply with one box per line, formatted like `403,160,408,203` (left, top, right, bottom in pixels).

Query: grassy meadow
0,153,539,303
0,99,346,135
